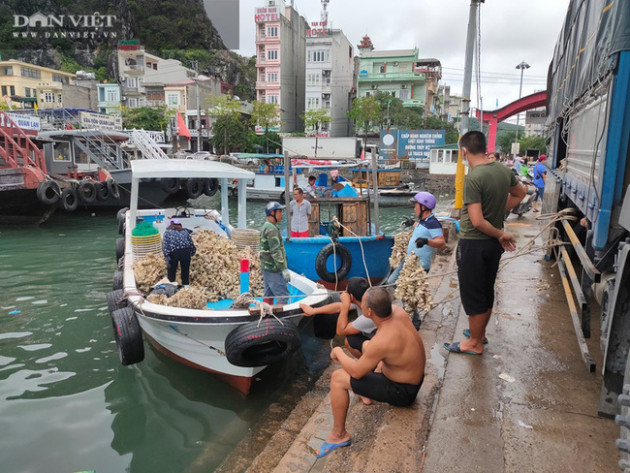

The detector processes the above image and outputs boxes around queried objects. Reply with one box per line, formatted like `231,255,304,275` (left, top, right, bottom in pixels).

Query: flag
176,112,191,139
33,101,38,116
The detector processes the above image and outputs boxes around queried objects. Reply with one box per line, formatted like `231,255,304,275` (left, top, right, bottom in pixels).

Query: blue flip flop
316,439,351,458
462,329,489,344
443,341,482,356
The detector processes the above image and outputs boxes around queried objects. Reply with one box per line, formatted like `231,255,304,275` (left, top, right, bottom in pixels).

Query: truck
282,137,360,160
545,0,630,466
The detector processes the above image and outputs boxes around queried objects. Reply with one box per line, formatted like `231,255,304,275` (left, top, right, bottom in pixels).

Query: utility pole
515,60,530,140
193,60,202,152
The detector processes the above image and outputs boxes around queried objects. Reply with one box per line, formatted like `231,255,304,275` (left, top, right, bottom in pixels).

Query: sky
234,0,571,119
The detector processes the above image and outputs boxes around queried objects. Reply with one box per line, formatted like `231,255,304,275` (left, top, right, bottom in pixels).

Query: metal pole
515,61,529,140
371,150,379,235
284,152,291,239
194,61,202,152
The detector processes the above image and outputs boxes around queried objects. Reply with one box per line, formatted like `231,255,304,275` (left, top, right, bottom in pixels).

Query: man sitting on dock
300,277,375,358
316,287,426,458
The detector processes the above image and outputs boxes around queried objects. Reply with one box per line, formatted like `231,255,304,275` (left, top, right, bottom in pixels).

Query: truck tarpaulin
547,0,630,123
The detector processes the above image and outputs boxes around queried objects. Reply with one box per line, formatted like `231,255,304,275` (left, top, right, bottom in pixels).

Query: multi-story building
304,28,355,137
117,40,195,108
435,85,463,127
255,0,308,132
416,58,442,117
97,84,122,115
356,36,428,110
0,59,74,110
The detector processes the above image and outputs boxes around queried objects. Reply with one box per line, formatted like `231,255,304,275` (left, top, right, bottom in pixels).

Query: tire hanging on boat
185,178,203,199
115,237,125,262
117,207,128,235
106,289,126,314
203,178,219,197
78,181,97,204
107,178,120,200
315,242,352,283
161,178,180,194
37,180,60,205
225,318,301,367
111,306,144,365
96,181,110,201
61,187,79,212
113,269,123,290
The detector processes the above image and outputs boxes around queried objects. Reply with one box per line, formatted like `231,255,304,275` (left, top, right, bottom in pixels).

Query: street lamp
515,60,530,140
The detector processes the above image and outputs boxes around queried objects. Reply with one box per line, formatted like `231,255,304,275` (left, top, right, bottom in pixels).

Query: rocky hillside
0,0,256,100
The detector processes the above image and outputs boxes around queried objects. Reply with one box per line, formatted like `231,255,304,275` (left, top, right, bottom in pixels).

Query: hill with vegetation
0,0,256,100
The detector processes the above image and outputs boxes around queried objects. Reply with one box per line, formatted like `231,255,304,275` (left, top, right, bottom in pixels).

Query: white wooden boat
107,159,330,394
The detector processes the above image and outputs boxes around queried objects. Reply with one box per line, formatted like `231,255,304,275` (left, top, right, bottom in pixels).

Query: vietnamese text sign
380,129,445,163
255,7,279,22
5,113,41,134
79,111,122,131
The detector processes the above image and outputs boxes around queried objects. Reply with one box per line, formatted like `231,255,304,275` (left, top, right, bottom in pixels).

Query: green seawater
0,195,450,473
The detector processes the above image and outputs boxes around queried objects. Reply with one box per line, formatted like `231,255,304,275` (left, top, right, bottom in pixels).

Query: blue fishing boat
284,196,394,289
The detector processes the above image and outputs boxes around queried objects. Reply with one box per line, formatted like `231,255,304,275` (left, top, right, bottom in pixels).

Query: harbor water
0,194,451,473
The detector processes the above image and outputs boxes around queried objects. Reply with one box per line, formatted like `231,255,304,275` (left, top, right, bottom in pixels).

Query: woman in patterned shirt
162,218,196,287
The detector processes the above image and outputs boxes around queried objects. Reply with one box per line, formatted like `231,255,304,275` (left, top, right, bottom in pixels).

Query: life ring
78,181,97,203
61,187,79,212
111,307,144,365
161,178,180,194
203,178,219,197
225,318,301,367
315,243,352,283
96,181,110,201
185,179,203,199
107,179,120,200
37,180,60,205
106,289,126,314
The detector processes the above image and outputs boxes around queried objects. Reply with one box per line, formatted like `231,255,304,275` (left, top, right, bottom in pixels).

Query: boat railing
0,111,47,172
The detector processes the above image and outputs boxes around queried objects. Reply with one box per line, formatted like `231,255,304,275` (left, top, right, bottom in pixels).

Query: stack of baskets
131,221,162,258
231,228,260,254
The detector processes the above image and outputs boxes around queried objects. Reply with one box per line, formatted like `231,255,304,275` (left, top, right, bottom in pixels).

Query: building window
1,85,7,96
379,65,386,73
107,90,117,102
44,92,54,103
267,50,278,60
25,87,31,97
307,97,320,109
391,91,396,98
21,66,41,79
267,26,278,37
58,94,62,103
52,73,68,83
267,95,278,104
128,98,138,107
307,74,321,86
9,85,15,96
268,73,278,83
127,77,137,88
166,93,179,106
366,92,371,97
0,66,13,76
308,50,329,63
400,89,409,100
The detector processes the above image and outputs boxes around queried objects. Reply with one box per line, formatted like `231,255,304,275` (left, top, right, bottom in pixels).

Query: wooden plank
560,247,590,337
309,202,320,236
557,258,596,372
561,219,601,282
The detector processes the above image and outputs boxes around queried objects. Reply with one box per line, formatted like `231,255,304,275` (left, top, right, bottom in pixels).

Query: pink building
255,0,308,132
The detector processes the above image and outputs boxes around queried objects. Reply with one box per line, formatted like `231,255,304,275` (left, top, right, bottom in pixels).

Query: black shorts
346,332,373,351
457,238,504,315
350,372,422,407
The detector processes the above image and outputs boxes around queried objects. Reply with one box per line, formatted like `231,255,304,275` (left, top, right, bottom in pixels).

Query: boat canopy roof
131,159,255,180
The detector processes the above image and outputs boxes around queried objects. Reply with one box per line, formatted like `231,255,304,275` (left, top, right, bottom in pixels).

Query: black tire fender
78,181,97,203
61,187,79,212
106,289,126,314
113,269,123,290
96,181,110,201
111,307,144,365
225,318,301,367
107,178,120,200
115,237,125,262
185,178,204,199
161,178,180,194
117,207,128,235
203,178,219,197
315,243,352,283
37,180,60,205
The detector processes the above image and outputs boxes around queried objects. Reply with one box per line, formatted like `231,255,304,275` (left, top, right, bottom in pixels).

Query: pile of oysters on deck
133,230,263,310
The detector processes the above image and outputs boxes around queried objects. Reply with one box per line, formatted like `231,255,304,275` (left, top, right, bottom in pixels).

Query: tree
123,106,171,131
207,95,245,154
348,96,381,149
303,108,331,159
496,130,518,154
251,101,280,152
518,135,547,155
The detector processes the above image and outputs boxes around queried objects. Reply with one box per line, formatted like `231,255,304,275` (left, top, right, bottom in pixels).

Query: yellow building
0,60,75,110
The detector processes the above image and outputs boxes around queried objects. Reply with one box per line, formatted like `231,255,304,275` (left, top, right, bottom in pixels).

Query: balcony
359,71,426,83
122,64,145,75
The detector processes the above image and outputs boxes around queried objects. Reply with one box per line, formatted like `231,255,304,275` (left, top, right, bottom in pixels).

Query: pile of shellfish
393,253,433,316
389,230,412,269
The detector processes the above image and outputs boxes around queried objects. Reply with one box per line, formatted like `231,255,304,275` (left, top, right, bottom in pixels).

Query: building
356,36,427,110
117,40,195,108
255,0,309,132
62,71,99,111
97,83,122,115
0,59,75,110
525,107,547,137
416,59,442,117
435,85,463,127
304,27,355,137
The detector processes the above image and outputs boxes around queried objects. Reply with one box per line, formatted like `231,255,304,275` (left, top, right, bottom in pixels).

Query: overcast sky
235,0,570,119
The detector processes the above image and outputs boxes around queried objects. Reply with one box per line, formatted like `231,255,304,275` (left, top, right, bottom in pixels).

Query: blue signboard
379,129,445,167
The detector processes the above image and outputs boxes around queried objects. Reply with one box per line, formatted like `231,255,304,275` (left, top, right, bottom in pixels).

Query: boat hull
284,236,394,289
0,171,56,225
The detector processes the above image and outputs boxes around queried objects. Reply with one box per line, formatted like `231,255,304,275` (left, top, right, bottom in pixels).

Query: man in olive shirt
444,131,525,356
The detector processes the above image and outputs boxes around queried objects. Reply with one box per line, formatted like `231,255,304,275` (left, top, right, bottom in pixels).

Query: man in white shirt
289,187,312,237
303,175,317,199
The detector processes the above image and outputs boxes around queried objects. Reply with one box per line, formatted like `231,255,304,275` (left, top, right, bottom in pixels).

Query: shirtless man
316,287,426,458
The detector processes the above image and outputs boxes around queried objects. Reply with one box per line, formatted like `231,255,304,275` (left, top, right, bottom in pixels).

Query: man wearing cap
387,191,446,285
260,201,291,304
162,218,196,288
532,155,547,213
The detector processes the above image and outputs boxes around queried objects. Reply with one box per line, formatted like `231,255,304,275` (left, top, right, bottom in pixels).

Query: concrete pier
216,213,618,473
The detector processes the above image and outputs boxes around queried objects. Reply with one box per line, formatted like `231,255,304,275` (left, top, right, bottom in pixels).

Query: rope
331,216,372,286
